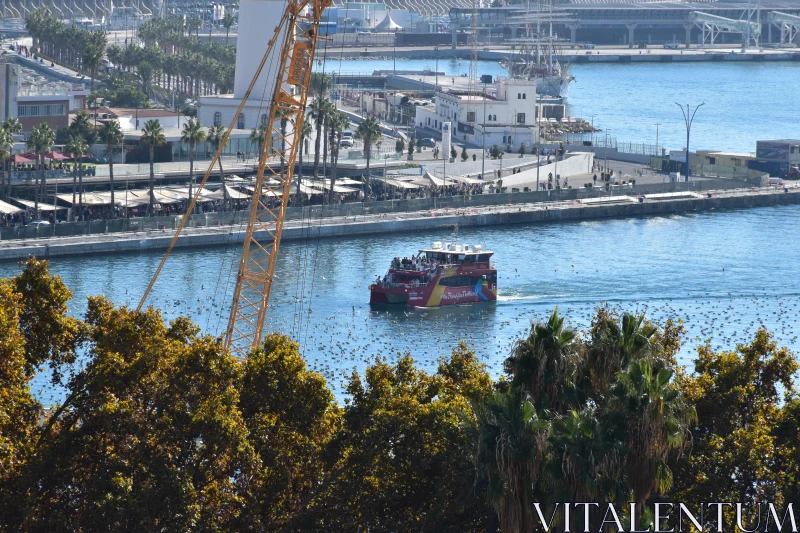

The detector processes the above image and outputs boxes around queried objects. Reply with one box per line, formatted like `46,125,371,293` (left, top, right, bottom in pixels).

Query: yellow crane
138,0,331,358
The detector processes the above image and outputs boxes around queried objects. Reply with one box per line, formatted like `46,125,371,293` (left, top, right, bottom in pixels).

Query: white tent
375,14,403,31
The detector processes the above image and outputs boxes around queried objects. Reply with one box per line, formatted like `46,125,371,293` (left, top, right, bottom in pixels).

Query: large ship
500,52,573,98
369,242,497,307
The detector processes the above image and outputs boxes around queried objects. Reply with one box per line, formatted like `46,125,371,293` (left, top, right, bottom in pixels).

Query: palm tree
138,61,154,100
588,310,659,397
221,12,236,46
141,120,166,215
249,123,267,160
610,359,695,522
26,123,55,218
503,307,579,414
206,124,229,207
180,118,206,204
308,96,332,178
327,111,350,204
2,118,21,200
106,43,123,68
296,118,313,202
465,389,550,533
355,116,383,200
66,134,89,222
97,120,124,210
70,111,94,143
0,129,11,202
549,408,623,530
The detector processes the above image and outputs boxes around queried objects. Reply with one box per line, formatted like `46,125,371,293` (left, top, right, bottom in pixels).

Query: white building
416,77,563,151
198,0,287,132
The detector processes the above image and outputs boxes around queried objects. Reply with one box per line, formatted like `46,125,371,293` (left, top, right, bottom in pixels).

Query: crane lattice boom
138,0,330,358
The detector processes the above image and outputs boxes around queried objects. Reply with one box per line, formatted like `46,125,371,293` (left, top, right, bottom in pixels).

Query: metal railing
0,177,755,243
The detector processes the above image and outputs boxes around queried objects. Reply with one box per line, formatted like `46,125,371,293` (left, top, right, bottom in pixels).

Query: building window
517,93,521,99
260,113,267,126
237,113,245,129
466,111,476,122
427,117,430,125
517,113,526,124
523,93,527,99
18,103,66,117
213,112,221,127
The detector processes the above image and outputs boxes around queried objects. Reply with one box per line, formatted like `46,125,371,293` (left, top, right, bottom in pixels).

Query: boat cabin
419,242,493,268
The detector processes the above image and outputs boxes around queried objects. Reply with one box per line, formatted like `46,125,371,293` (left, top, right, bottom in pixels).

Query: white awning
0,199,23,214
10,198,68,211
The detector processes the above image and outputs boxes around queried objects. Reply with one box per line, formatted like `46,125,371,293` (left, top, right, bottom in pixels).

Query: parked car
30,220,51,226
420,138,437,148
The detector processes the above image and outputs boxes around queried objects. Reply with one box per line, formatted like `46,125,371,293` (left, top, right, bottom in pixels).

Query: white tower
234,0,287,101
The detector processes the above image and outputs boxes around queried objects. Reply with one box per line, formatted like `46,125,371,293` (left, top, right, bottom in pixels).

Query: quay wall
1,188,798,262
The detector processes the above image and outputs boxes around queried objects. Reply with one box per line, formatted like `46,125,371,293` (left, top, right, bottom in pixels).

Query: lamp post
481,80,487,181
675,102,704,187
536,98,541,191
434,46,439,91
654,121,661,156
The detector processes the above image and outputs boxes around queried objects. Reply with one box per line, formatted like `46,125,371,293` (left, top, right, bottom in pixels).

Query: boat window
478,254,491,262
463,254,476,263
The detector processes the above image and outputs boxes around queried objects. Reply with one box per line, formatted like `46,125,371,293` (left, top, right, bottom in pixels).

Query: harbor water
322,58,800,154
6,205,800,402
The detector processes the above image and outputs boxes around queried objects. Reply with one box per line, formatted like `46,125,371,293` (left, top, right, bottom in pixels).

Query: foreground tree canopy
0,259,798,532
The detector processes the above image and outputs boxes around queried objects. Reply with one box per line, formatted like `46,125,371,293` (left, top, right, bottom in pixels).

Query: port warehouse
447,1,800,46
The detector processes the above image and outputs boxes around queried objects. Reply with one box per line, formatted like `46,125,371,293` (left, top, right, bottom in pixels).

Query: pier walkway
1,184,797,263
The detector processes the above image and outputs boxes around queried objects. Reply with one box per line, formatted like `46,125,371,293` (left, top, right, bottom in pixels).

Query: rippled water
5,205,800,402
322,58,800,154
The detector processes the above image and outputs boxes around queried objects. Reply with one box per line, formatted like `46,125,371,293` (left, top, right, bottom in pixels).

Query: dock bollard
707,193,712,198
785,187,789,193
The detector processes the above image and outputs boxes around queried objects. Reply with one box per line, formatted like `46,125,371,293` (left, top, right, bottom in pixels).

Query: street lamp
481,80,487,180
654,122,661,156
434,46,439,91
675,102,704,186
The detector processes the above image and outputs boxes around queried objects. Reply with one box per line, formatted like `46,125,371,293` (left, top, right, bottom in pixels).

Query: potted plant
450,145,457,163
407,136,415,160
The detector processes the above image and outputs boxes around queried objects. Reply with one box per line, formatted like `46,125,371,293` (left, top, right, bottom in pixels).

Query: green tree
221,12,236,46
180,117,206,205
239,334,340,529
206,124,229,205
672,329,798,505
313,349,491,531
1,118,21,198
296,118,314,204
26,123,56,218
0,129,12,201
327,111,350,205
465,388,549,533
69,111,94,143
308,96,332,178
503,307,580,413
66,134,89,221
395,137,405,155
23,297,260,531
610,358,695,520
355,116,383,199
461,146,469,162
97,120,124,209
141,120,166,214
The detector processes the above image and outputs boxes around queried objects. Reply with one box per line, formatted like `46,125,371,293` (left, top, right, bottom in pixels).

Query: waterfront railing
0,178,752,243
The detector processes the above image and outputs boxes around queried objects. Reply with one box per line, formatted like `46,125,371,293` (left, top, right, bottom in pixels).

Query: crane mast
138,0,330,358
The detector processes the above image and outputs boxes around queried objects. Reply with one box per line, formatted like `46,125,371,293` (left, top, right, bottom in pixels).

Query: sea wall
1,188,797,262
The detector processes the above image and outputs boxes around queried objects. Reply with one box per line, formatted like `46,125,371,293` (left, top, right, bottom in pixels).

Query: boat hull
370,267,497,307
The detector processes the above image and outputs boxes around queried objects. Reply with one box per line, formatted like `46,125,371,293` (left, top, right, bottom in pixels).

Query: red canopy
46,151,70,160
11,154,33,163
